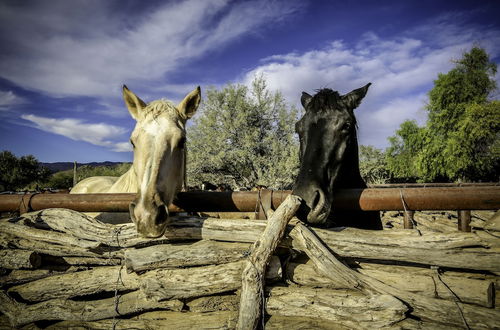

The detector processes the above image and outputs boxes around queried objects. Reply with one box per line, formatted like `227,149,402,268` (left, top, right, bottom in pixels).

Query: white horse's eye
130,139,135,148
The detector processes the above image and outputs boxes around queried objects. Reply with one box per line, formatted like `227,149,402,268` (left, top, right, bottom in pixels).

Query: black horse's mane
310,88,357,125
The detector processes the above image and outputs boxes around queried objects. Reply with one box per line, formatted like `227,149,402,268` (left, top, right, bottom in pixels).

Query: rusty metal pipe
0,187,498,214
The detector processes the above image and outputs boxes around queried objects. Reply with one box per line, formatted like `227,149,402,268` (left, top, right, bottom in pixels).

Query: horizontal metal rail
0,187,498,214
369,182,499,188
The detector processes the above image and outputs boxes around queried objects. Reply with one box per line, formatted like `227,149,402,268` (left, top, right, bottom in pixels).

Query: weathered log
186,294,239,313
266,286,407,329
181,285,407,329
198,211,256,220
7,209,500,272
141,257,281,302
484,210,500,231
289,222,500,328
125,240,252,272
0,290,183,327
412,212,457,232
9,258,281,302
0,249,41,269
0,266,88,287
41,255,122,266
289,221,362,289
287,258,495,308
265,315,351,330
12,209,145,248
0,229,121,259
46,311,238,329
141,260,246,301
0,220,100,249
237,194,302,330
8,265,140,302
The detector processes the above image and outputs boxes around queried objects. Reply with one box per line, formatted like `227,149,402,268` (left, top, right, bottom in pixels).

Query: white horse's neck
107,167,138,193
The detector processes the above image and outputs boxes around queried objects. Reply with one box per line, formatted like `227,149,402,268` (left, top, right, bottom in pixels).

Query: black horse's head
293,83,371,226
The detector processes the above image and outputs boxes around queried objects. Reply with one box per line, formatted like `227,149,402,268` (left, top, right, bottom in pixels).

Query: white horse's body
71,169,137,193
71,86,200,237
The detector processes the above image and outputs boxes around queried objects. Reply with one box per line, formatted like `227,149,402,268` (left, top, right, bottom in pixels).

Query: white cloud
0,0,302,99
0,90,27,110
241,20,500,149
21,114,131,152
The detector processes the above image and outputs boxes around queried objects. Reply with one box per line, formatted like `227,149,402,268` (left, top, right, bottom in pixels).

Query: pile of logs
0,204,499,329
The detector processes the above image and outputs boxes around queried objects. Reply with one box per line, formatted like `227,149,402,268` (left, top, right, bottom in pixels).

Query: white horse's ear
178,86,201,120
342,83,371,110
123,85,147,120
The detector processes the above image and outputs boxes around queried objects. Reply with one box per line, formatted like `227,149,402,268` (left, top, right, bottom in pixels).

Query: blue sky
1,0,499,163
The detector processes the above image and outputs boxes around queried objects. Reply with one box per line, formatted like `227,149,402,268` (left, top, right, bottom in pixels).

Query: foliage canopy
0,150,51,191
358,145,390,184
187,76,300,189
386,47,499,182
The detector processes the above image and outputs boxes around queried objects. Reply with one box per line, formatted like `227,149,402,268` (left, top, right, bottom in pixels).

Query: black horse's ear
342,83,371,110
301,92,312,110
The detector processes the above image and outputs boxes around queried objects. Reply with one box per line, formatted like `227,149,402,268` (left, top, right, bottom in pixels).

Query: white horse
71,85,201,237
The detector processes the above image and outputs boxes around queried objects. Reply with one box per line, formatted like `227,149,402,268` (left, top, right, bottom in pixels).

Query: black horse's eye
178,136,186,149
342,122,352,131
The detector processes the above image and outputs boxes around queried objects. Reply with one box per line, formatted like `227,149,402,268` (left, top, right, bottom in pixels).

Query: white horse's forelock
141,99,180,122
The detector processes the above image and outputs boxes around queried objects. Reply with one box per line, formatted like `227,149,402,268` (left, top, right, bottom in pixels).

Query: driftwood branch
237,194,301,330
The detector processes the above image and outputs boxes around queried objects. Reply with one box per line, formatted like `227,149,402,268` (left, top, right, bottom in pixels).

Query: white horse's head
123,85,201,237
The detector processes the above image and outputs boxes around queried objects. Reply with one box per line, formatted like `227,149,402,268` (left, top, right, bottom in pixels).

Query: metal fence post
458,210,471,232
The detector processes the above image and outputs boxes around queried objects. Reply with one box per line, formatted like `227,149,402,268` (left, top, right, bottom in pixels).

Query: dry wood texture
287,257,495,308
8,255,281,303
0,290,183,327
237,194,302,330
46,311,239,330
266,286,407,329
125,240,251,272
10,209,499,272
0,249,41,269
0,207,499,329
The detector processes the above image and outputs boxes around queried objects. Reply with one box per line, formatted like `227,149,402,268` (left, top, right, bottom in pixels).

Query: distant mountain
41,161,126,173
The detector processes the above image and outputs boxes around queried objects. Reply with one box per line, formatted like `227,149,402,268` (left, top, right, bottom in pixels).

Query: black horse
293,83,383,230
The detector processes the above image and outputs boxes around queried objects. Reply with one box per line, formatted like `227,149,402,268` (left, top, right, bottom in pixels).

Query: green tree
0,151,51,191
358,145,390,184
427,47,497,133
385,120,424,182
422,47,498,181
386,47,499,182
443,101,499,181
44,170,74,189
75,163,131,183
187,76,300,189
